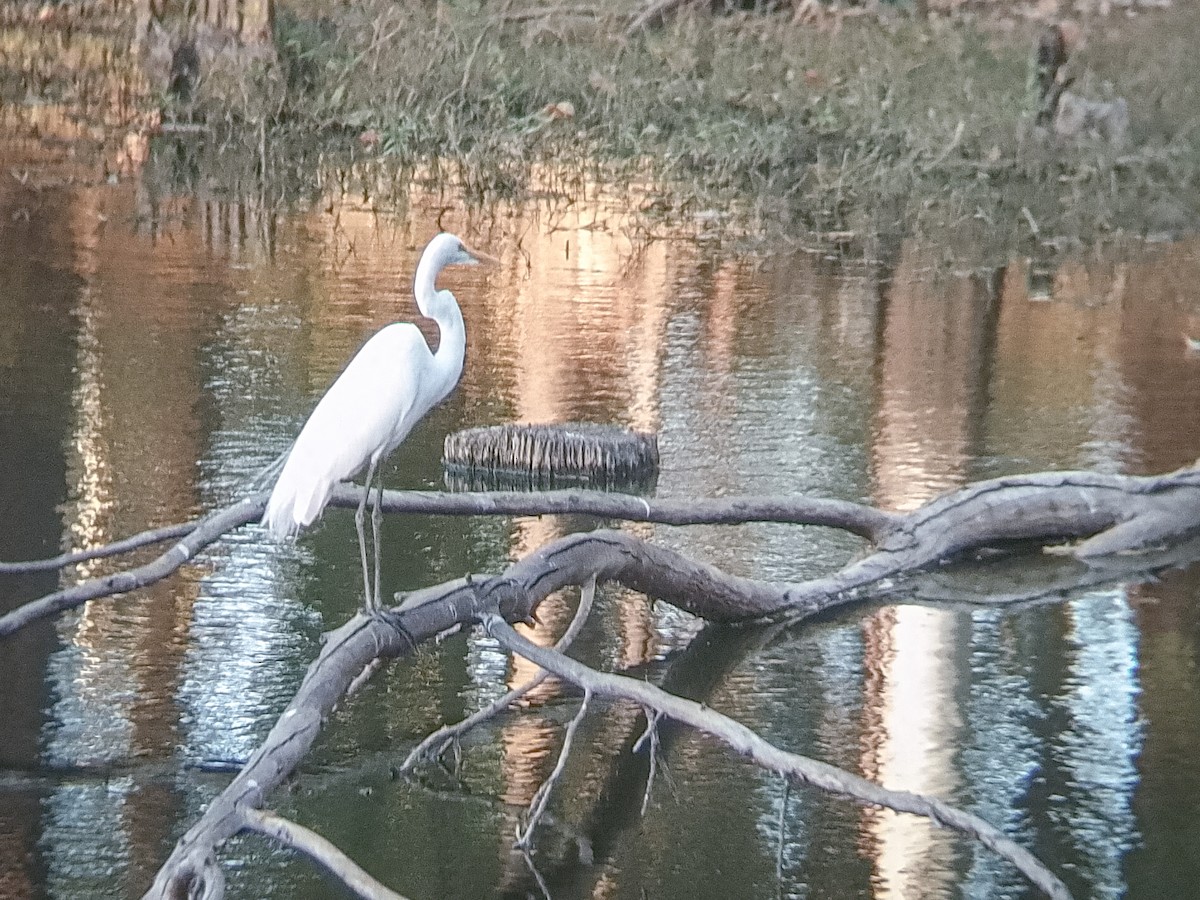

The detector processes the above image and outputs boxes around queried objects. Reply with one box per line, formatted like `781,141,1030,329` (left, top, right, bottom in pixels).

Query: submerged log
443,422,659,489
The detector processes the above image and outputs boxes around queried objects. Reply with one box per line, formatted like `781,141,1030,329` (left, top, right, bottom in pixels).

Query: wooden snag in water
443,422,660,488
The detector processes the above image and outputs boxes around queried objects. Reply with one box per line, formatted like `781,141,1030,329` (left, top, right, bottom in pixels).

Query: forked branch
481,612,1072,900
400,576,598,774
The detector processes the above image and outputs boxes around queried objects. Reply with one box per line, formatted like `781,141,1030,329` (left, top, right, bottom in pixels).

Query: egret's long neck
413,250,442,318
431,295,465,370
414,260,466,397
427,297,465,403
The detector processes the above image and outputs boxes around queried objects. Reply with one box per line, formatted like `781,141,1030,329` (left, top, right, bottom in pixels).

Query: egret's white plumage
262,232,495,611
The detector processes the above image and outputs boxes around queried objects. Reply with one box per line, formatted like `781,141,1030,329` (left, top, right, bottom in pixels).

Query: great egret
262,232,498,613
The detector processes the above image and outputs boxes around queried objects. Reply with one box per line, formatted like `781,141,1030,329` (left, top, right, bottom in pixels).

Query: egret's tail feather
261,460,335,541
249,447,292,493
261,484,301,540
294,480,334,531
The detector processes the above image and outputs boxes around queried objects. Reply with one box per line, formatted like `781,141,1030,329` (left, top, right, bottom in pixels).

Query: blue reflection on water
42,779,134,897
1056,589,1143,896
177,530,322,765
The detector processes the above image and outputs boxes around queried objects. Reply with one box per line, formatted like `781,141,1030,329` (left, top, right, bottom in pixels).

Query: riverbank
3,1,1198,259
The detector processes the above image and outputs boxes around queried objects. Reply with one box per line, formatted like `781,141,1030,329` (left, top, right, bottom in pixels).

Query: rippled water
3,126,1200,900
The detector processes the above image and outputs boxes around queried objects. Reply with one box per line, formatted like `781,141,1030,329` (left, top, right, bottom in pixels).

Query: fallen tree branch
11,465,1200,637
399,576,597,774
481,612,1072,900
0,521,195,574
2,487,891,636
34,462,1174,896
142,529,809,897
135,459,1200,897
242,808,409,900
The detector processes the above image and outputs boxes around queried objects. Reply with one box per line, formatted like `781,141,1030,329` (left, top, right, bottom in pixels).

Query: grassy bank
6,1,1200,258
246,1,1197,254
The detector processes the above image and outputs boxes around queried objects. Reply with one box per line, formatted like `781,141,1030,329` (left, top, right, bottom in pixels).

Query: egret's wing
264,324,433,533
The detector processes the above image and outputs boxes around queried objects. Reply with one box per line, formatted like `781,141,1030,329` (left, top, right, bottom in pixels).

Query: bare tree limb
135,458,1200,897
0,496,262,637
516,689,591,850
1,487,891,636
399,576,598,774
481,612,1073,900
144,530,798,898
0,521,195,574
13,466,1199,637
242,808,410,900
345,485,897,539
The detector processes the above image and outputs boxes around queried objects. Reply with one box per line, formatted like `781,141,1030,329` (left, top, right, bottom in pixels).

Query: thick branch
482,613,1072,900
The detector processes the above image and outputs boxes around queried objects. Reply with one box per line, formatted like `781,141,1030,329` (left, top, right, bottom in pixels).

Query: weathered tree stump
443,422,660,490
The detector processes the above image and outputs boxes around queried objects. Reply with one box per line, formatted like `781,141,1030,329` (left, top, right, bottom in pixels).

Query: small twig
483,614,1072,900
922,120,965,173
516,688,591,851
776,776,790,895
0,521,196,574
634,707,662,816
346,656,387,698
1021,205,1040,237
504,5,598,24
519,846,553,900
399,575,598,774
243,808,409,900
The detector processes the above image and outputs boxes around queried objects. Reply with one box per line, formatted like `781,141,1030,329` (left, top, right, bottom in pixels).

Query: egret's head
429,232,499,269
414,233,498,320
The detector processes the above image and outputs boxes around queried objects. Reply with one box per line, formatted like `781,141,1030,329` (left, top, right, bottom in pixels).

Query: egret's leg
371,476,384,610
355,458,379,613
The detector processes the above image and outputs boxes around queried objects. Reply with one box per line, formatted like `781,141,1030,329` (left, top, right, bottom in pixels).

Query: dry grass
4,0,1198,257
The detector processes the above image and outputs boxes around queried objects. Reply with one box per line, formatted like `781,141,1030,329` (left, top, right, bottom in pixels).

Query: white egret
262,232,498,613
